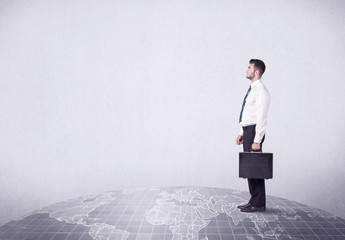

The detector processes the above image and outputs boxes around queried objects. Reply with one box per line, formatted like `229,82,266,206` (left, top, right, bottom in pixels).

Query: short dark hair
249,59,266,76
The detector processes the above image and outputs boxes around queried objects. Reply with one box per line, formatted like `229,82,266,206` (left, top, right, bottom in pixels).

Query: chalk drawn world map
0,187,344,240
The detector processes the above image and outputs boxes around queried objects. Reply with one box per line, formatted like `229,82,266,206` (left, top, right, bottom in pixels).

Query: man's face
246,63,256,80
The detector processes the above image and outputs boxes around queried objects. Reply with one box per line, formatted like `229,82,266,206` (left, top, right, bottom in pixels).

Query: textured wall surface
1,0,345,226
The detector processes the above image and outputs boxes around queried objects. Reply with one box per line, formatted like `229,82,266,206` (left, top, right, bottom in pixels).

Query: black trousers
242,125,266,207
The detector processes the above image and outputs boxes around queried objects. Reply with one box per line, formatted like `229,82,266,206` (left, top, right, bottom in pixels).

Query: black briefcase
239,152,273,179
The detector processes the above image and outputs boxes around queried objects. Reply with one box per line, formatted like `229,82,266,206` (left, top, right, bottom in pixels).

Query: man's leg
242,125,255,206
242,125,266,208
248,179,266,207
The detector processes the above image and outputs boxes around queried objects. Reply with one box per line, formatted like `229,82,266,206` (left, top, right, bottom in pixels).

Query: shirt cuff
254,136,261,143
239,127,243,136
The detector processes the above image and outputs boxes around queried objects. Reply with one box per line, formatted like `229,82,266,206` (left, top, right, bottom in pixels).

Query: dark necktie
239,86,251,123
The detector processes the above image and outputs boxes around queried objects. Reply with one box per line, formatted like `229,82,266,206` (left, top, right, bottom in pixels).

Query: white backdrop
1,0,345,225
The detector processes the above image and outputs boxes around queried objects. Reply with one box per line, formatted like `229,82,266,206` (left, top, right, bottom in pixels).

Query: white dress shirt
239,79,270,143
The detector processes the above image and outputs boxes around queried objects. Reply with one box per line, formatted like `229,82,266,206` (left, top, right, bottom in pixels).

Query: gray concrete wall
1,0,345,225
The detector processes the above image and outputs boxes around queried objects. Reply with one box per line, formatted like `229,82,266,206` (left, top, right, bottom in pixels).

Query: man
236,59,270,213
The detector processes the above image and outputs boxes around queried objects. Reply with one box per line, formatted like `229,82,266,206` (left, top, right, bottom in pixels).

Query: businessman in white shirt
236,59,270,212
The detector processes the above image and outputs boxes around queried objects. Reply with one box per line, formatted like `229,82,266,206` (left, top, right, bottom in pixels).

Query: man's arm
236,127,244,145
252,86,270,150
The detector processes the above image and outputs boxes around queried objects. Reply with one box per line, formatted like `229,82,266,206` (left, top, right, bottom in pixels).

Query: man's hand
251,143,261,151
236,135,243,145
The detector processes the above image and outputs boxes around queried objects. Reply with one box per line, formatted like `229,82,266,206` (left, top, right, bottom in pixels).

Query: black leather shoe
237,203,251,209
240,206,266,213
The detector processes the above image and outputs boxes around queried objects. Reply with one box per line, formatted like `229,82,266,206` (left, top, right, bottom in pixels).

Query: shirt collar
251,79,261,88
